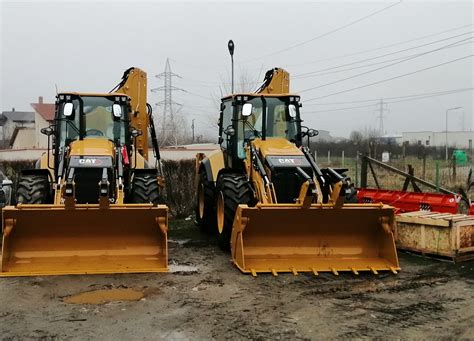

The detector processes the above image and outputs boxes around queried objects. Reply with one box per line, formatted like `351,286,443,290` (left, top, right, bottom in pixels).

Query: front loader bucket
231,204,399,276
1,204,168,277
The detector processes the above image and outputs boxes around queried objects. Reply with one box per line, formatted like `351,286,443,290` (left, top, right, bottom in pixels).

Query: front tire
216,174,252,251
16,174,51,204
130,173,161,204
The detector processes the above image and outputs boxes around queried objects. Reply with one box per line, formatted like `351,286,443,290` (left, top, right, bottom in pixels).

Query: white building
31,96,55,148
396,131,474,149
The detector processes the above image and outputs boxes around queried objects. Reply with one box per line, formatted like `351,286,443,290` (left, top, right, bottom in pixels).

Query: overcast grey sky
1,0,473,138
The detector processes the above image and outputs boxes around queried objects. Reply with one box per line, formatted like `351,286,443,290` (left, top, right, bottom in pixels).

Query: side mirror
112,104,122,118
242,103,253,117
131,129,143,138
224,126,235,136
63,102,74,117
288,104,297,118
41,126,55,136
308,129,318,138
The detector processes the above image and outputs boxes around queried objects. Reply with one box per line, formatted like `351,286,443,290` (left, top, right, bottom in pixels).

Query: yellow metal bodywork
1,204,168,276
258,68,290,94
1,68,168,277
231,203,399,276
195,67,400,276
69,138,114,156
196,149,225,182
237,137,400,275
114,68,149,159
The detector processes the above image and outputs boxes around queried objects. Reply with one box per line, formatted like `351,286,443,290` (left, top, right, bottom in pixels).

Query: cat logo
278,158,296,164
79,158,102,166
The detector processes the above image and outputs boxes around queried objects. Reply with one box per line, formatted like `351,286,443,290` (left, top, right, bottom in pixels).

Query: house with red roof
31,96,55,148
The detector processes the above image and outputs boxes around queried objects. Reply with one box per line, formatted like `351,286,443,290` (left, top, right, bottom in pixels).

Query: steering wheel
85,129,104,137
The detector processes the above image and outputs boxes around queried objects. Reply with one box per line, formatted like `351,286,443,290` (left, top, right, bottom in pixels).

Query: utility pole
152,58,184,146
191,119,195,143
375,99,389,136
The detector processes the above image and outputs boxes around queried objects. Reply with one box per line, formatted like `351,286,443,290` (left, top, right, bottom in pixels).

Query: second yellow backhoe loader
1,67,168,276
196,68,400,276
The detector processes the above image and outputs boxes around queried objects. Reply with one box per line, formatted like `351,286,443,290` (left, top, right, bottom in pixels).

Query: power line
298,37,472,93
304,87,474,106
304,54,474,102
183,90,215,102
284,23,474,69
303,88,474,113
294,31,473,79
240,1,402,63
295,40,471,80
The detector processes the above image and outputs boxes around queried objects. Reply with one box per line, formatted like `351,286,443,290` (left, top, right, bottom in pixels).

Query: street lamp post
445,106,462,160
227,40,235,94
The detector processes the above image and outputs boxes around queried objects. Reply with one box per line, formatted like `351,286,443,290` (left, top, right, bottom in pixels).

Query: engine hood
251,137,302,158
69,138,114,157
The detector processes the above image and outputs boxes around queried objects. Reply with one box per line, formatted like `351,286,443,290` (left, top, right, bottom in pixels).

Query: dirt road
1,220,473,340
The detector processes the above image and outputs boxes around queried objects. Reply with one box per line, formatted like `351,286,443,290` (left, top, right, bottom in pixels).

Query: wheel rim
198,183,205,219
217,191,225,234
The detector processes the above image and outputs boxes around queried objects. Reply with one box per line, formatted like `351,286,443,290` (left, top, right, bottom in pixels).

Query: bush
160,159,196,218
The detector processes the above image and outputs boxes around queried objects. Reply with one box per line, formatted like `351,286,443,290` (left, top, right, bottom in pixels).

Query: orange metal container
231,203,400,276
1,204,168,277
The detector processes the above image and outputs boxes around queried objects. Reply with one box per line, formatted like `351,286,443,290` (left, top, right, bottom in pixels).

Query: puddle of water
168,238,191,245
64,288,144,305
169,264,199,273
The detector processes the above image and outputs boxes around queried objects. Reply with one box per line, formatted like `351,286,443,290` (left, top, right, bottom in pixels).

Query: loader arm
245,142,277,204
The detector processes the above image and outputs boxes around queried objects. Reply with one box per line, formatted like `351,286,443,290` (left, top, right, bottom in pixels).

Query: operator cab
44,93,132,204
218,94,303,167
54,93,131,148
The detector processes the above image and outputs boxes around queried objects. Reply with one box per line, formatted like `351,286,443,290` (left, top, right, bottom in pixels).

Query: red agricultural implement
358,188,461,214
358,155,472,215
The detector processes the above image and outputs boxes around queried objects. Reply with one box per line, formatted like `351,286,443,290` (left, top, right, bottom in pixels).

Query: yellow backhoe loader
1,67,168,276
195,68,400,276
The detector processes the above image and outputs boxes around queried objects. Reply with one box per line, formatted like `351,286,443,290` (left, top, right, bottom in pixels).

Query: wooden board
395,211,474,262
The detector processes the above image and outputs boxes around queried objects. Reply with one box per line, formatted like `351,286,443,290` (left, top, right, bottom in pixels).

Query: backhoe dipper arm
255,68,290,94
111,67,151,160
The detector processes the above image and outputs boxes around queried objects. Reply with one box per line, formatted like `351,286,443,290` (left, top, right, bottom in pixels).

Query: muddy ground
1,220,473,340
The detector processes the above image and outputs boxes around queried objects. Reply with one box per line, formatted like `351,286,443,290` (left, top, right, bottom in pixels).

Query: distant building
31,96,55,148
396,131,474,149
0,108,35,148
377,134,402,145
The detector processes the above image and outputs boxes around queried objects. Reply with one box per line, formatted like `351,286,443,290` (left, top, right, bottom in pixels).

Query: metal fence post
355,152,359,187
435,161,440,192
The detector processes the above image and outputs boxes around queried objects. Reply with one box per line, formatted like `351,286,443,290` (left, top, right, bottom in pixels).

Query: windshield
236,97,300,158
57,96,128,146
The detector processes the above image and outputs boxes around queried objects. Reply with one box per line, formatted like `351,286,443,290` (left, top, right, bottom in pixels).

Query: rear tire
216,174,252,251
16,174,51,204
195,169,216,233
130,173,161,204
